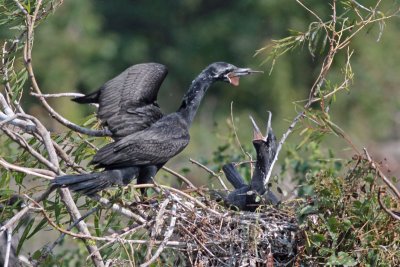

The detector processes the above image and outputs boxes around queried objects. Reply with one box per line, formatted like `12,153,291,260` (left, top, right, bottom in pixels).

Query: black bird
53,62,259,195
222,112,279,211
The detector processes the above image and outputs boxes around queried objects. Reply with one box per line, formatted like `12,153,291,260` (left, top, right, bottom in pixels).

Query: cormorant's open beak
249,111,272,141
225,68,263,86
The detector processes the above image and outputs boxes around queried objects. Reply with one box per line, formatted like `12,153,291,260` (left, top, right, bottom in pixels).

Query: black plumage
222,112,279,211
53,62,259,195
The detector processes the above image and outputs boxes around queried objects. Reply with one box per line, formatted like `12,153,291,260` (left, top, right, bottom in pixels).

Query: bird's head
249,111,276,146
208,62,262,86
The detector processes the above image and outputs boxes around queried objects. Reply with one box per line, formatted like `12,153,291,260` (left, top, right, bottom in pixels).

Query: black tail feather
53,167,139,196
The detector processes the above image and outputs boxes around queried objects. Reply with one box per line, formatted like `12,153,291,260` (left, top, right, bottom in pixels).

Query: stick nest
125,189,303,266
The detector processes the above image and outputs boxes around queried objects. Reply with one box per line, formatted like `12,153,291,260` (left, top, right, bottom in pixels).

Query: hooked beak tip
229,68,263,77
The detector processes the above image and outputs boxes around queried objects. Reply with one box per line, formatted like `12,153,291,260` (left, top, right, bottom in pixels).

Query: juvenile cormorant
53,62,259,195
222,112,279,211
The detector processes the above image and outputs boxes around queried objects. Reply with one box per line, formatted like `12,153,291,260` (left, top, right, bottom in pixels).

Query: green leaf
310,233,325,246
27,218,47,239
16,217,35,255
328,252,358,266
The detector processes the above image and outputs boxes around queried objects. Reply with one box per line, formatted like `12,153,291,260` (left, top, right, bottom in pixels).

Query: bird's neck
177,71,214,126
251,142,269,194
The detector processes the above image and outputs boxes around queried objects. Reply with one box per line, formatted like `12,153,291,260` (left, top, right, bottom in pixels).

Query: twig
31,92,99,107
0,157,54,179
377,188,400,221
0,187,54,234
0,93,36,131
12,0,28,15
1,126,58,173
189,158,228,190
18,113,59,169
51,139,87,172
58,188,105,267
180,226,218,260
230,102,248,158
22,26,110,137
162,166,197,189
140,203,177,267
36,201,186,246
264,112,304,187
3,228,12,267
92,195,147,224
35,206,102,266
30,92,84,98
363,148,400,200
145,198,170,261
131,184,221,216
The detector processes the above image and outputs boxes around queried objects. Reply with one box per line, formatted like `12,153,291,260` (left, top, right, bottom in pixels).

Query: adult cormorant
222,112,279,211
53,62,259,195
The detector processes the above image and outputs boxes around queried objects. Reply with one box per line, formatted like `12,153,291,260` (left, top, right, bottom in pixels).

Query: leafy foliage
283,143,400,265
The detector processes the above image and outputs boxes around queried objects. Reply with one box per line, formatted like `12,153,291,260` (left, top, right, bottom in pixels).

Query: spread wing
78,63,168,139
91,115,190,168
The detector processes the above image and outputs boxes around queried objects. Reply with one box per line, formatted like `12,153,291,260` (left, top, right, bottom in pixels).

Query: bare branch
377,188,400,221
31,92,84,98
162,166,197,189
92,195,147,224
12,0,28,15
363,148,400,200
189,158,228,190
0,187,54,234
3,228,12,267
145,198,170,261
0,157,54,179
58,188,105,267
1,126,58,172
140,203,177,267
264,112,303,187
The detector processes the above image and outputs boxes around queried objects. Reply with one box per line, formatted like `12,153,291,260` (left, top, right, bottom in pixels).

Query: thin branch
131,184,222,216
230,102,248,158
363,148,400,200
31,92,84,98
58,188,105,267
35,200,186,246
23,31,110,137
161,166,197,189
189,158,228,190
12,0,28,15
0,157,54,179
264,112,304,187
51,139,87,172
35,206,102,266
144,198,170,262
0,186,54,234
31,92,99,107
140,203,177,267
0,126,58,173
92,195,147,224
3,228,12,267
18,113,59,169
377,188,400,221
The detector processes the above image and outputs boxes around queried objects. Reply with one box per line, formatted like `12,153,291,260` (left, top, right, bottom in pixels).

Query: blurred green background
2,0,400,183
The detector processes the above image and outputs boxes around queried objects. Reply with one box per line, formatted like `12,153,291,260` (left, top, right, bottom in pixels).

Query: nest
125,189,302,266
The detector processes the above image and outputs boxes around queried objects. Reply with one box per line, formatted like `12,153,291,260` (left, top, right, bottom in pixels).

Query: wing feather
95,63,167,139
92,115,190,168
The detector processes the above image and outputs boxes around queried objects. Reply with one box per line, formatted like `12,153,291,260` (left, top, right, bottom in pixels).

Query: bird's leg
137,166,158,197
